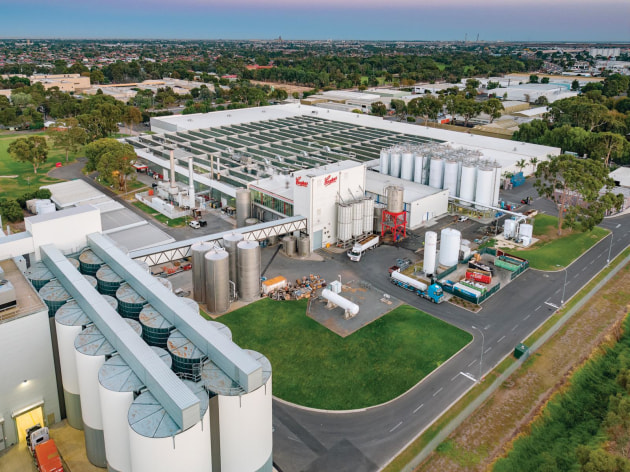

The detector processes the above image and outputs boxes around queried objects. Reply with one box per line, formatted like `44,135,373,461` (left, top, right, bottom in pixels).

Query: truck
390,270,444,303
26,425,64,472
347,235,380,261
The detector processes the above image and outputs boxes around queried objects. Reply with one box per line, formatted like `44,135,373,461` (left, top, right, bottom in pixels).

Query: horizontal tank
139,304,175,348
95,264,124,296
79,249,104,276
116,282,147,320
321,289,359,316
391,271,428,291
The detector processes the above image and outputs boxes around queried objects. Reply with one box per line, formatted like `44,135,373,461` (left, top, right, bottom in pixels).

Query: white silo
128,381,211,472
400,151,414,181
336,203,353,242
205,249,230,313
237,240,261,303
222,233,244,289
379,149,390,175
386,186,404,214
363,198,374,234
519,223,533,241
389,151,401,178
429,157,444,189
352,200,364,237
475,166,494,209
202,349,273,472
413,153,425,184
459,163,477,203
439,228,461,268
74,320,142,467
503,219,517,239
424,231,438,276
492,161,502,207
98,347,172,472
442,159,459,197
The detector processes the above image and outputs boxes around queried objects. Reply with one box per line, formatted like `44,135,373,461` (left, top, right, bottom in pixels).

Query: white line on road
484,347,492,354
554,289,560,294
468,359,477,367
497,336,506,343
433,387,443,397
288,436,300,442
590,260,595,265
524,314,532,320
390,421,403,433
451,373,460,381
460,372,477,382
534,306,541,312
512,324,519,331
413,404,424,414
582,267,587,272
573,274,579,279
545,301,559,309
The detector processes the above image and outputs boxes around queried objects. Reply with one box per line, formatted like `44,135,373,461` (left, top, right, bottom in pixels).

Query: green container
495,258,519,272
514,343,530,359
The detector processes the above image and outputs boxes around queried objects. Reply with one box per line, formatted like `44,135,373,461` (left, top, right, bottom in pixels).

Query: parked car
189,220,200,229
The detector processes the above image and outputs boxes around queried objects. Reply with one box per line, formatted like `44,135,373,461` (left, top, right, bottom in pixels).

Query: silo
389,151,401,178
98,346,172,472
413,153,425,184
181,297,200,315
83,274,97,289
282,235,297,256
96,264,124,296
222,233,244,288
208,321,232,340
386,186,404,213
116,282,147,320
235,188,251,228
459,163,477,203
25,262,54,290
68,257,80,271
79,249,104,276
379,149,390,175
128,381,211,472
75,320,142,468
443,159,459,197
205,249,230,314
374,204,385,233
363,198,374,234
439,228,461,268
400,152,414,181
519,223,533,240
503,219,517,239
298,236,311,257
167,330,207,380
429,157,444,189
140,304,175,348
352,200,364,237
191,242,213,303
475,166,494,209
492,162,502,207
202,349,273,472
336,203,353,242
237,240,261,302
424,231,438,276
39,279,71,317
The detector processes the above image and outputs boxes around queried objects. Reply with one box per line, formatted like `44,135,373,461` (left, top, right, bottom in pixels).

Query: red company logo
295,176,308,187
324,175,338,186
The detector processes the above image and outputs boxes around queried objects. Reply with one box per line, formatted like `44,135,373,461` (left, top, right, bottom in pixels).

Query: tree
409,96,442,125
529,157,539,174
534,154,623,235
590,132,629,166
483,98,504,123
123,106,143,134
8,136,49,174
0,198,24,223
47,118,88,163
85,139,137,192
455,96,481,127
370,101,387,117
529,74,539,83
90,69,105,85
541,77,550,84
516,159,527,174
571,79,580,91
390,99,407,121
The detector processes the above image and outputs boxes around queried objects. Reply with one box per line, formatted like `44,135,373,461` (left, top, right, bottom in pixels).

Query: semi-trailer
347,235,380,261
390,270,444,303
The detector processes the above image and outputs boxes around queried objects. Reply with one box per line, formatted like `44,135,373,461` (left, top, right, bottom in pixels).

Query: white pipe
169,150,176,188
188,157,195,209
322,289,359,316
391,271,428,291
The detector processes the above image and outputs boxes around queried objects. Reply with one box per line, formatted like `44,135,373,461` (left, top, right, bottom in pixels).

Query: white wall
408,190,449,229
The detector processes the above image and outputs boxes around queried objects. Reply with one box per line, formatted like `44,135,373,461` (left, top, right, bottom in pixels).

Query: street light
471,326,485,383
556,264,567,305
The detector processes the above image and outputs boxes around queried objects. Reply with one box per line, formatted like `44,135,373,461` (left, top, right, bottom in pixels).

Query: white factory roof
514,106,549,117
366,170,445,202
249,174,294,203
610,167,630,187
106,224,175,252
43,179,106,208
293,160,363,179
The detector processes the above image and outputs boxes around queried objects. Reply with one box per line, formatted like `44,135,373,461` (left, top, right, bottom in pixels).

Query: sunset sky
2,0,628,41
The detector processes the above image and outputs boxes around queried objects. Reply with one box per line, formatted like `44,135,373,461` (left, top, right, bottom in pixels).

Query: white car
458,216,469,222
189,220,200,229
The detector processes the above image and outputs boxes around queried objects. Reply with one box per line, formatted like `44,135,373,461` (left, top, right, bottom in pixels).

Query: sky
1,0,629,41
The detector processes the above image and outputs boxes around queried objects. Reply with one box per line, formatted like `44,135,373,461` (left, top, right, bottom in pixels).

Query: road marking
413,404,424,414
468,359,477,367
554,289,560,294
582,267,587,272
545,301,559,309
433,387,443,397
460,372,477,382
534,306,541,312
590,260,595,265
484,347,492,354
497,335,506,343
573,274,579,279
451,373,460,381
524,314,532,320
512,324,519,332
390,421,403,432
288,436,300,442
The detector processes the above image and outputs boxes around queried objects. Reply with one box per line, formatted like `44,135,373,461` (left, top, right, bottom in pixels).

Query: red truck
26,425,64,472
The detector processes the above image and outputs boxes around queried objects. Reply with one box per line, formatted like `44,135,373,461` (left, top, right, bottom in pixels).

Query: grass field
218,299,472,410
0,131,80,199
131,200,187,227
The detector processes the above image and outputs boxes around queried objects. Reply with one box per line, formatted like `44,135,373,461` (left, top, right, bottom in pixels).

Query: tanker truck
389,270,444,303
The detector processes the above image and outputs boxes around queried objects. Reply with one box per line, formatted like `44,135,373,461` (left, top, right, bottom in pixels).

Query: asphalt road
272,211,630,472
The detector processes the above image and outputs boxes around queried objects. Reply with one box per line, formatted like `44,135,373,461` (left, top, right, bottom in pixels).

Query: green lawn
131,200,188,227
218,299,472,410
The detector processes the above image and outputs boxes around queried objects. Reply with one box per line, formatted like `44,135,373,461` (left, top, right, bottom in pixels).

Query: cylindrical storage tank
237,240,261,302
429,157,444,189
492,162,502,207
322,289,360,316
379,149,390,175
503,219,517,239
79,249,104,276
102,295,118,312
443,159,459,197
245,217,260,226
207,321,232,340
400,152,414,181
223,233,244,287
67,257,80,271
298,236,310,257
389,151,401,178
128,381,211,472
139,304,175,348
386,186,404,214
39,279,71,317
424,231,438,276
374,204,385,233
336,203,353,242
235,188,251,228
439,228,462,268
267,235,279,246
192,242,211,304
135,260,150,274
95,264,124,296
363,198,374,234
352,200,364,237
116,282,147,320
181,297,200,314
205,249,230,314
282,235,297,256
25,262,54,291
459,163,477,203
519,223,533,240
167,330,206,379
157,277,173,292
75,320,141,468
83,274,97,289
475,167,494,209
98,346,172,472
202,350,273,472
413,153,424,184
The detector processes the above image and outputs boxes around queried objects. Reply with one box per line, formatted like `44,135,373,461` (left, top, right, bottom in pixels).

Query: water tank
298,236,310,257
202,350,273,472
192,240,211,302
459,163,477,203
379,149,390,175
116,282,147,320
235,188,251,228
389,151,401,178
503,219,517,239
39,279,71,317
139,304,175,348
205,249,230,314
25,262,53,290
386,186,404,213
475,167,494,209
413,153,425,184
352,200,364,237
336,203,353,242
519,223,533,240
439,228,461,268
95,264,123,296
167,330,206,380
75,320,141,467
424,231,438,276
429,157,444,189
222,233,244,288
245,217,260,226
128,381,211,472
443,160,459,197
207,321,232,340
98,346,172,472
400,152,414,181
79,249,104,276
492,162,502,207
363,198,374,234
237,240,261,302
374,204,385,233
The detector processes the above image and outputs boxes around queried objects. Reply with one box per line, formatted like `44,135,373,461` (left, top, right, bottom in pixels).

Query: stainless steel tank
204,249,230,314
237,240,261,302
